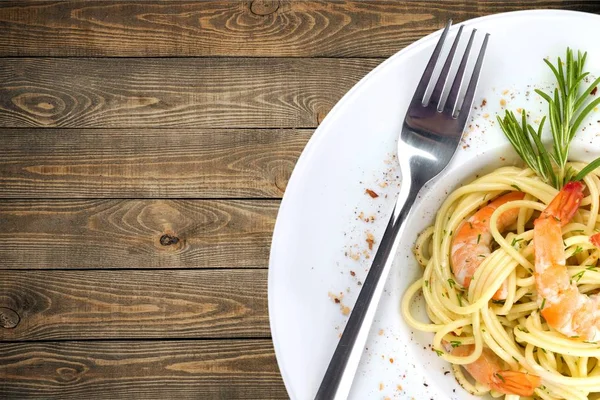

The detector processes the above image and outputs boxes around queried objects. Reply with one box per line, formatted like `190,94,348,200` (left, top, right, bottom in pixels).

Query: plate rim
268,9,600,399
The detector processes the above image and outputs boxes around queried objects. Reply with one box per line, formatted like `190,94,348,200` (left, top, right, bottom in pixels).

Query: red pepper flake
481,99,487,107
350,270,356,277
389,358,394,363
365,189,379,198
334,298,340,304
592,86,598,95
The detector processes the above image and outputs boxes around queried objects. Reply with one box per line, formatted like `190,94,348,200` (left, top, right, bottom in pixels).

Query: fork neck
391,171,421,223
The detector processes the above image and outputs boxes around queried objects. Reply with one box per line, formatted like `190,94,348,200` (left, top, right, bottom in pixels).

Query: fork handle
314,180,421,400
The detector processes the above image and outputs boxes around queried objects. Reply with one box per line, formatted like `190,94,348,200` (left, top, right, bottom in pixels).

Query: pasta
402,163,600,400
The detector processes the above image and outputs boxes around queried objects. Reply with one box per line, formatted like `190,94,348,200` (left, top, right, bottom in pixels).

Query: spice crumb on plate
366,232,375,250
328,292,351,316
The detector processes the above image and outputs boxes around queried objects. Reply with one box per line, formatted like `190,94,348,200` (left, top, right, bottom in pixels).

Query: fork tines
412,20,489,122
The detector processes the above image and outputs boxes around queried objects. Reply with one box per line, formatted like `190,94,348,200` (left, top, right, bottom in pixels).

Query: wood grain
0,1,597,57
0,269,269,340
0,58,379,128
0,199,276,269
0,128,310,198
0,339,286,399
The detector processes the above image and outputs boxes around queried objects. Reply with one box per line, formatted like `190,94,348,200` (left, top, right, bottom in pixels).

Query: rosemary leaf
575,156,600,181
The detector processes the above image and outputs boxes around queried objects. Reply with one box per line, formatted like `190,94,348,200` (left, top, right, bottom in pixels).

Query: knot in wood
11,92,66,117
0,307,20,329
316,110,328,125
56,366,84,383
160,234,180,246
250,0,279,16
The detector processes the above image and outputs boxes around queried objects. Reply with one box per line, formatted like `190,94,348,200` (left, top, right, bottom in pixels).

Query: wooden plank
0,58,379,128
0,199,276,269
0,1,597,57
0,339,286,399
0,269,269,340
0,128,310,198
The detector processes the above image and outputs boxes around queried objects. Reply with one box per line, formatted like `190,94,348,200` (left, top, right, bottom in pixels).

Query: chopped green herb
573,246,584,256
477,234,481,244
541,298,547,309
511,184,522,191
434,349,444,356
573,270,585,282
512,356,519,362
511,237,523,247
457,293,463,306
468,222,473,229
541,348,547,353
450,341,462,348
447,278,455,289
478,254,486,258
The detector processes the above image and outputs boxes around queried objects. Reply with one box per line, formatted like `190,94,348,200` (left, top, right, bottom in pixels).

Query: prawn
443,341,541,396
534,181,600,341
451,191,525,300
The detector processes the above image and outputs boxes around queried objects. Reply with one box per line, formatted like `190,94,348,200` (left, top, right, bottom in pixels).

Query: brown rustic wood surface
0,340,285,399
0,58,379,128
0,200,277,269
0,269,269,340
1,1,599,398
0,129,310,198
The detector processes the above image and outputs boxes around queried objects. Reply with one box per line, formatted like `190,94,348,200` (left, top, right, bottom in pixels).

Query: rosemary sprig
497,48,600,188
497,111,555,187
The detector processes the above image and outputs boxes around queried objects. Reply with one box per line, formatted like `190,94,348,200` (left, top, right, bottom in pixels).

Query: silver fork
315,21,489,400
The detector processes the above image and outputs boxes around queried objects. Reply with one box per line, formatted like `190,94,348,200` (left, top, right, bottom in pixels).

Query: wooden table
1,1,598,398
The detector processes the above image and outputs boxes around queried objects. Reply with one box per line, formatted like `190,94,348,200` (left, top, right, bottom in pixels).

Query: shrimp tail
489,370,541,397
537,181,584,225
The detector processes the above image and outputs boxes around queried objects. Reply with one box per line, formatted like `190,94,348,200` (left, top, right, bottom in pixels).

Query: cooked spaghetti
401,163,600,400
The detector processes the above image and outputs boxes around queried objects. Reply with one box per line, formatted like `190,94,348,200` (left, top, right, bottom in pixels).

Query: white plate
269,10,600,400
